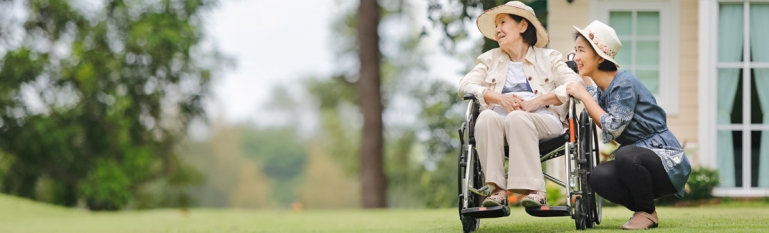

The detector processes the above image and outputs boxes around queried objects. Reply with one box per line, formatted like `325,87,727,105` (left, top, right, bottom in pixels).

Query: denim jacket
586,71,692,197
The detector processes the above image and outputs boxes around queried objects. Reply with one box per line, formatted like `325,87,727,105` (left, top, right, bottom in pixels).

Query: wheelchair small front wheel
461,215,480,233
573,197,587,230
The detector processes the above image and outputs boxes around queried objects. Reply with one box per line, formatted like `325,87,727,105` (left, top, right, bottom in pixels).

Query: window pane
717,68,743,124
717,130,742,188
636,69,659,94
751,131,763,188
637,12,660,36
636,40,659,66
757,130,769,188
750,3,769,62
615,39,632,67
609,11,632,36
718,3,744,63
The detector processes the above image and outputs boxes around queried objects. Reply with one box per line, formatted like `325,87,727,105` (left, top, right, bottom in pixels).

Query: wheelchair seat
538,132,568,156
502,130,569,159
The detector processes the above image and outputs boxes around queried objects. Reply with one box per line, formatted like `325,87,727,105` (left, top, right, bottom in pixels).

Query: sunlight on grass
0,194,767,232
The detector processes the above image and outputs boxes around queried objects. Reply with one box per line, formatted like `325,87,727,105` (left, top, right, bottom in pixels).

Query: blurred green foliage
304,0,466,208
684,167,720,200
0,0,224,210
242,128,306,182
241,126,306,207
545,182,565,206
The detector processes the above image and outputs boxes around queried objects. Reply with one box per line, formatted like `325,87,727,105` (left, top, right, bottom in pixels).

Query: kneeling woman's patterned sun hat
574,20,623,68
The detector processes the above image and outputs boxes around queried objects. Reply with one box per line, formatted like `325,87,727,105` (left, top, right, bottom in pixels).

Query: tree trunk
357,0,387,208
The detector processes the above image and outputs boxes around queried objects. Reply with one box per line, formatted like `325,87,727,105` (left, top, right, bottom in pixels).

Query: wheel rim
595,195,602,225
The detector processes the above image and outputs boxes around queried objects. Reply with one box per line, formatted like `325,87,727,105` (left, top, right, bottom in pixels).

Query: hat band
584,28,617,58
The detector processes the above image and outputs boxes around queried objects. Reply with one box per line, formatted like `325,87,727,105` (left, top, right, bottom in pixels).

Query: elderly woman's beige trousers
475,109,562,194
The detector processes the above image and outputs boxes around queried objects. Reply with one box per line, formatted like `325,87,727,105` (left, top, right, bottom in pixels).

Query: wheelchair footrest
525,206,570,217
460,205,510,219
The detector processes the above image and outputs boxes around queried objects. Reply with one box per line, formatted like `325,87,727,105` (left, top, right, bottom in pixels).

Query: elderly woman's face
494,14,527,49
574,35,603,76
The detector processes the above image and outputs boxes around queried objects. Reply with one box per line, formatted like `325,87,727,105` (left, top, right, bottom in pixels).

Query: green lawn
1,194,768,232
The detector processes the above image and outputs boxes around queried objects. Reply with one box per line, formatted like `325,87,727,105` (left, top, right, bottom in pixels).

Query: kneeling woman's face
573,35,604,77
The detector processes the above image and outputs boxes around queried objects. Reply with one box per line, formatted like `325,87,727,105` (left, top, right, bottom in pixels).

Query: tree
357,0,387,208
306,0,469,208
241,126,307,207
427,0,547,53
0,0,224,210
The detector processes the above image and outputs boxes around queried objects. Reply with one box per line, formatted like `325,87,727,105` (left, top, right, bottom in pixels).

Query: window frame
699,0,769,196
589,0,681,115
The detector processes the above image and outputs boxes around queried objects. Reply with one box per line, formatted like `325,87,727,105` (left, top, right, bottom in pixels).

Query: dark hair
509,14,537,46
573,32,618,71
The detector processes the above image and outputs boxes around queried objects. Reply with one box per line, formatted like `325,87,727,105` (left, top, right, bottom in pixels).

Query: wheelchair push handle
566,51,579,75
463,93,477,101
565,52,580,143
569,97,576,143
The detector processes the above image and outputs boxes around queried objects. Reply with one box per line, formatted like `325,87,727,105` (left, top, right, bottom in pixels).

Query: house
544,0,769,197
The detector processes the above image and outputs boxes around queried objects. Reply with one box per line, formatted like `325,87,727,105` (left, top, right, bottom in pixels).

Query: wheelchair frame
457,94,603,232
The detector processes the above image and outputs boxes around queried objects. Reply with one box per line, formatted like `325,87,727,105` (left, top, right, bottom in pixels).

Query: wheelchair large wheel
575,111,601,229
458,122,481,233
591,121,602,226
458,154,481,233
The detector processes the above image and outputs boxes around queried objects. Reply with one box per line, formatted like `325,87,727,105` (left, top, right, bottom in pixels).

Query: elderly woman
458,1,582,208
566,21,691,230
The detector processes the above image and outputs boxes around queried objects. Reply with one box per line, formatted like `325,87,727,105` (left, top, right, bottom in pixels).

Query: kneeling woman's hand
566,82,590,101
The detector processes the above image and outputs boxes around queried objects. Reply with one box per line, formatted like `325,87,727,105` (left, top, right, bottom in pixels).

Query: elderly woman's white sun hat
476,1,549,48
573,20,623,67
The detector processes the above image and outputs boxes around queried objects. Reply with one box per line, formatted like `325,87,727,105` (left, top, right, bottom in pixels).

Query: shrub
684,167,720,200
546,182,565,206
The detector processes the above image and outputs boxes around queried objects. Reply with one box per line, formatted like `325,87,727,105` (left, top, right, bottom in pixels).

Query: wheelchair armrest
463,93,478,102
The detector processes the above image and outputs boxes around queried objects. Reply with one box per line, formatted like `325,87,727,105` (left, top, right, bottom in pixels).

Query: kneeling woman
566,21,691,230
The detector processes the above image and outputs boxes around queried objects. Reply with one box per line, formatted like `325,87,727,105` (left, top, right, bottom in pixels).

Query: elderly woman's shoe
482,191,508,207
621,211,658,230
521,191,546,207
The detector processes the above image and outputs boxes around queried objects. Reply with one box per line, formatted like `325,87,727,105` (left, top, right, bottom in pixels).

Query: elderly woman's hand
521,96,544,112
566,82,590,101
498,93,525,112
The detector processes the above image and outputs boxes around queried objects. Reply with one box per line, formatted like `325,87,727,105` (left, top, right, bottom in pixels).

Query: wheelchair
456,56,602,232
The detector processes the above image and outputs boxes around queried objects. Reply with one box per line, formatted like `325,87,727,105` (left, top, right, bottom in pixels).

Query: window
609,11,661,94
700,0,769,196
592,0,680,115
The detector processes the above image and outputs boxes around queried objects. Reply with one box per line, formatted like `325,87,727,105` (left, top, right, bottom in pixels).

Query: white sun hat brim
476,1,549,48
573,20,622,68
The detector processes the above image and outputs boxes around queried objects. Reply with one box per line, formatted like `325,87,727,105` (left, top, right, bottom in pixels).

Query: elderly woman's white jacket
458,47,584,127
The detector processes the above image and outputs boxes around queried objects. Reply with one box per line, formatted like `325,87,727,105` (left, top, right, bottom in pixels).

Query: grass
1,194,768,232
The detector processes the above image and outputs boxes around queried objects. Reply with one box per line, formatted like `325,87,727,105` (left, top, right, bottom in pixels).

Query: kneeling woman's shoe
482,191,508,207
622,211,658,230
521,191,547,207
